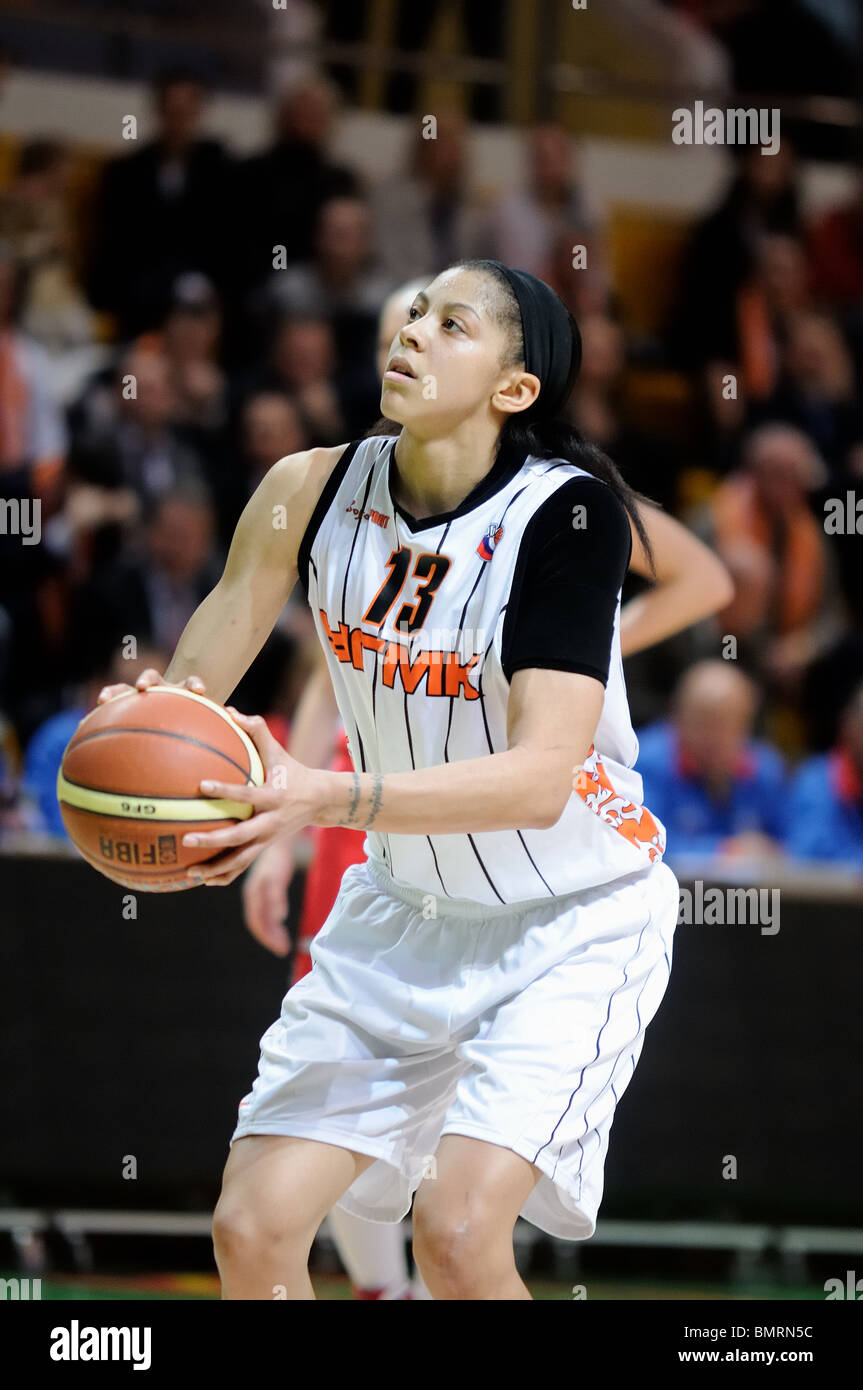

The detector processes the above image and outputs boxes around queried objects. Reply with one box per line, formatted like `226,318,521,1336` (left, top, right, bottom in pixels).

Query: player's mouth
384,356,417,382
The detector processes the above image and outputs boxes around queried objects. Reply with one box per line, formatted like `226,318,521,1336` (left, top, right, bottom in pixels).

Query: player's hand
241,836,296,957
181,710,324,887
96,669,207,704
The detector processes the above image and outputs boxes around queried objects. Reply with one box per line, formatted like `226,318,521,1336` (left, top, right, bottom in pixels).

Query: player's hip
296,853,678,1044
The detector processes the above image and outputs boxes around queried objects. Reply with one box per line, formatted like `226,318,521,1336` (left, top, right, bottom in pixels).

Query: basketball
56,686,265,891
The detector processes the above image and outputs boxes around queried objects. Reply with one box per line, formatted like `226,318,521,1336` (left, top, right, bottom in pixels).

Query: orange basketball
57,686,265,891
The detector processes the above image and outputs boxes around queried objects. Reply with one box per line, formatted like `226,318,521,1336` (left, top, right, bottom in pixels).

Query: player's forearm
311,745,578,835
287,662,340,769
620,570,729,656
164,580,278,705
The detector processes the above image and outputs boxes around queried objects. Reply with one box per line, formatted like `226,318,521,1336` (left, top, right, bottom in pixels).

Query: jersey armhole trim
297,440,363,598
503,658,610,686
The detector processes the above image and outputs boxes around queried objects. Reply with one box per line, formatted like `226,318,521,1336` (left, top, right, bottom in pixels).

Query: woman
99,259,721,1300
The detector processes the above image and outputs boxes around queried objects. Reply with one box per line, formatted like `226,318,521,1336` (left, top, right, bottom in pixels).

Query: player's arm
98,445,346,707
620,500,734,657
285,645,341,769
241,649,341,955
182,667,603,890
182,478,626,884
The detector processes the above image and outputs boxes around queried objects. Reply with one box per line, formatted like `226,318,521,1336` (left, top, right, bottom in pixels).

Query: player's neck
392,424,502,521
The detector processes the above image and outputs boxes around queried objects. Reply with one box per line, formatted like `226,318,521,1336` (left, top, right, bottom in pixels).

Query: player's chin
378,386,410,422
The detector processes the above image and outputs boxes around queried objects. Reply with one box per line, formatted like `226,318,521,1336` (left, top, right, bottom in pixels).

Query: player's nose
399,319,424,351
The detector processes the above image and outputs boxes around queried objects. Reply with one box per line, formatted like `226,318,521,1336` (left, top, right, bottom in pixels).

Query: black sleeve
500,477,632,686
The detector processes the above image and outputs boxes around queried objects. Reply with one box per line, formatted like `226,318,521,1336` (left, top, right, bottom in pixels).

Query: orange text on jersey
320,609,480,699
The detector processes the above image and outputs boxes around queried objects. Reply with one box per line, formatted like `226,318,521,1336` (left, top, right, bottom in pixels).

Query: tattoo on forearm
346,772,362,826
364,773,383,829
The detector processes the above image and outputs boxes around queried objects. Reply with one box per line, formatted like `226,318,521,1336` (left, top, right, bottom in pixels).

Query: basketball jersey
298,435,666,907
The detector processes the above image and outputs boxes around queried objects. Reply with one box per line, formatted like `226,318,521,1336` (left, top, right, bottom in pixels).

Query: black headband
486,260,581,420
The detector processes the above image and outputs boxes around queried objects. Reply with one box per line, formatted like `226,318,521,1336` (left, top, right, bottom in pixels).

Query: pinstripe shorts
230,852,679,1241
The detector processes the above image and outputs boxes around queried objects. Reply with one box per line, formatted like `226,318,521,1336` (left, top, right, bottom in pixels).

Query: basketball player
245,463,732,1302
99,259,731,1299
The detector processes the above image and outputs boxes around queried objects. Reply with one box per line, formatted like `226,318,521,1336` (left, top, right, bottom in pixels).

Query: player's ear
492,370,540,418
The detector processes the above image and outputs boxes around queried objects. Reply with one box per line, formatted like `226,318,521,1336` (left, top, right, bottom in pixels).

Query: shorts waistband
363,853,627,920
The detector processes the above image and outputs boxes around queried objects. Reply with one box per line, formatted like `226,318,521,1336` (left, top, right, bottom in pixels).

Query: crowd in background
0,60,862,870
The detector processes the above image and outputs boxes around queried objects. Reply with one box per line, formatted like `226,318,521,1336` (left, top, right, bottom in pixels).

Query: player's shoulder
267,442,353,493
526,462,630,542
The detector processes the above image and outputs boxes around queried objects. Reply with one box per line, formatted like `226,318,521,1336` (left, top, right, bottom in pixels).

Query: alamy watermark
678,880,780,934
672,101,780,156
0,497,40,545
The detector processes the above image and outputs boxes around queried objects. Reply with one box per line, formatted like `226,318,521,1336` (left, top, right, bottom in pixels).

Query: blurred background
0,0,862,1299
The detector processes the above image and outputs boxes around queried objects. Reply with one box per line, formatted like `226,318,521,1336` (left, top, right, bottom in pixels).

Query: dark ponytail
497,412,656,575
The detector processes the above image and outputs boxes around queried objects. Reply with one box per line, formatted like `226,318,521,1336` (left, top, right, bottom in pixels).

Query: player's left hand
181,708,324,887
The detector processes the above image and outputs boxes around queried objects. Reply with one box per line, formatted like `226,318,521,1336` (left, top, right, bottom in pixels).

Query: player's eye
443,317,463,332
408,305,422,321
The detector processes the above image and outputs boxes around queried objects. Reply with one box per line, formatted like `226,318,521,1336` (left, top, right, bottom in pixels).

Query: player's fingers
135,668,166,690
225,709,285,768
196,779,277,809
180,674,207,694
182,816,261,860
96,682,134,704
257,920,291,956
193,840,266,886
242,874,286,936
241,883,291,955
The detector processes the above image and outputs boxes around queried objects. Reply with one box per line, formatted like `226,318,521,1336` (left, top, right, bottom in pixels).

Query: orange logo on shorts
572,747,665,863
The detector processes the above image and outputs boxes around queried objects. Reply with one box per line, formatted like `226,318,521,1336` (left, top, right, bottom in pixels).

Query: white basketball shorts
230,852,679,1241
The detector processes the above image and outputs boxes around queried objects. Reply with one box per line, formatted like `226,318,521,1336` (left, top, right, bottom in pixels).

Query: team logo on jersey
477,521,504,561
319,607,480,699
345,501,390,528
573,748,666,863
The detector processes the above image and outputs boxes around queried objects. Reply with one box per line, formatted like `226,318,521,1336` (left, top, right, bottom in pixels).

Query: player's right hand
241,836,295,957
96,670,207,704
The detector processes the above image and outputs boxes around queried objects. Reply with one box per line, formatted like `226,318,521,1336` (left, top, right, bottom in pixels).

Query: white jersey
299,435,666,907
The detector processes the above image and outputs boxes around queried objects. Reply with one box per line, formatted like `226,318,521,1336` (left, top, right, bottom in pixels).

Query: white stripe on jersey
301,436,666,906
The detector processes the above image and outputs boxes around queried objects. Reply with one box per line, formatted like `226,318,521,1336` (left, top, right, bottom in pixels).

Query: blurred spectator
568,311,682,512
86,69,233,338
74,345,207,510
41,433,141,586
783,681,863,869
260,315,349,445
67,483,220,682
264,196,392,373
235,76,360,303
543,225,614,321
0,241,67,501
705,424,837,685
807,165,863,311
477,125,595,279
748,311,863,476
22,642,167,840
213,391,307,546
370,112,486,285
669,141,801,374
807,160,863,380
241,392,306,492
733,234,810,398
132,272,226,472
637,659,787,859
700,232,813,464
0,138,101,402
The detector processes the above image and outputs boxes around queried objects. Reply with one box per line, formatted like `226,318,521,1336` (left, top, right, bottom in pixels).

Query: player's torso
302,435,663,906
